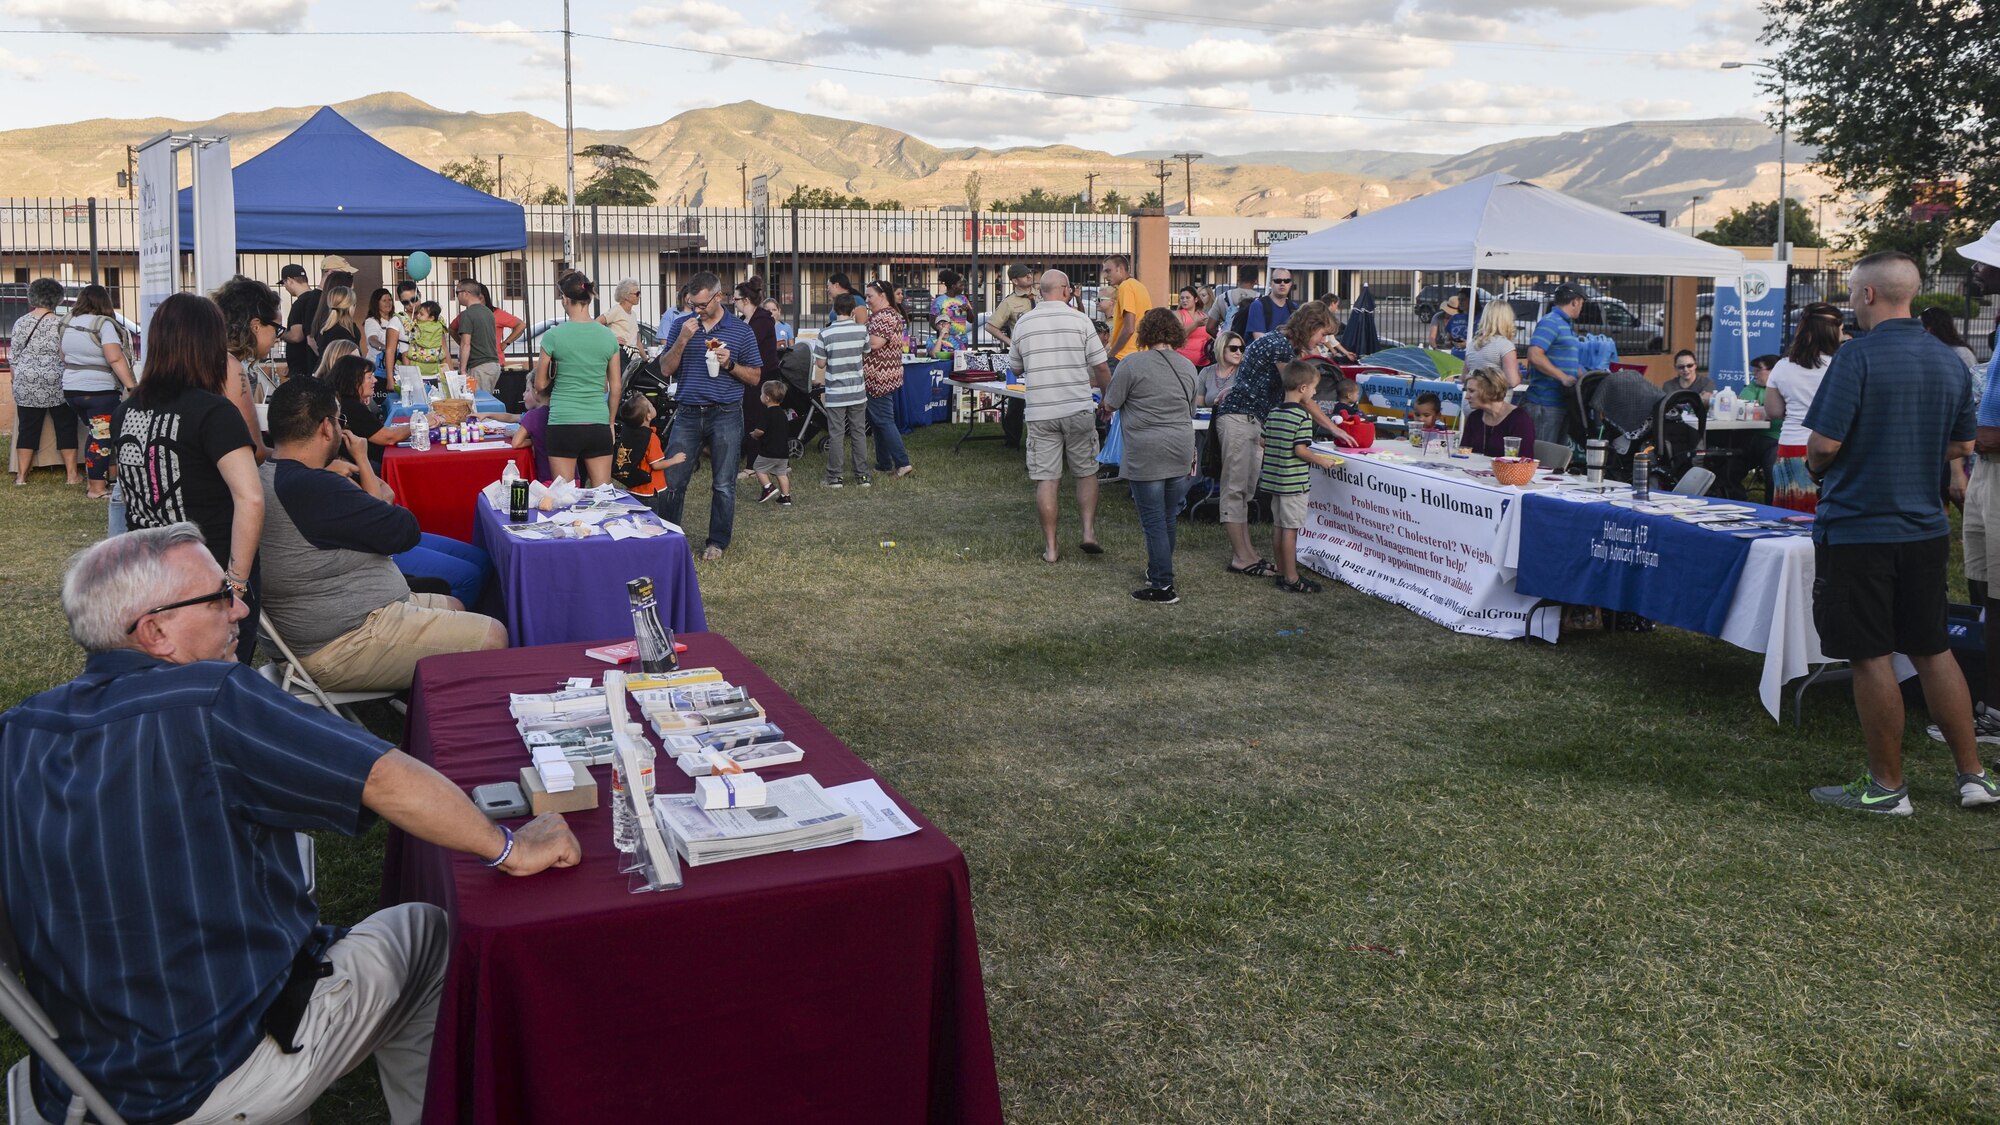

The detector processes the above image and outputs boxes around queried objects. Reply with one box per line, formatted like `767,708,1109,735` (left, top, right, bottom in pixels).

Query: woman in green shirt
533,271,624,486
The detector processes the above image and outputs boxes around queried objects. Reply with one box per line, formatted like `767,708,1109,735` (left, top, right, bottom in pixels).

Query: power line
0,27,560,36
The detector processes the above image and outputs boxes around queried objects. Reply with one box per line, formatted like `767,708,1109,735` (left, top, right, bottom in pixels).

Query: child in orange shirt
612,394,685,514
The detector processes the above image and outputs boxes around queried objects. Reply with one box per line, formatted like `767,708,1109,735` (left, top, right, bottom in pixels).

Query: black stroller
770,344,827,459
623,347,678,437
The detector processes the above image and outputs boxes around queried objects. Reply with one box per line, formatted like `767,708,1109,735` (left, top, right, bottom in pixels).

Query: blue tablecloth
1515,491,1803,636
388,391,506,424
471,497,708,647
893,359,953,432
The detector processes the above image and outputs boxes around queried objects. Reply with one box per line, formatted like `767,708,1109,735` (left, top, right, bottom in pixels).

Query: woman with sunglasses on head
1200,329,1246,408
113,292,265,660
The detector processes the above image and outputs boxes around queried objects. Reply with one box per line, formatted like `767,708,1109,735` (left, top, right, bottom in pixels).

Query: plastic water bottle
411,409,431,452
609,756,637,859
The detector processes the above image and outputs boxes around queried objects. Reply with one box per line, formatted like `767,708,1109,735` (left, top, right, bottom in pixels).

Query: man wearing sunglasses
1235,270,1299,341
0,524,580,1125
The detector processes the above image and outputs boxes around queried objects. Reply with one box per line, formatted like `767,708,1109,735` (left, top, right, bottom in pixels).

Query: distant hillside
0,96,1827,229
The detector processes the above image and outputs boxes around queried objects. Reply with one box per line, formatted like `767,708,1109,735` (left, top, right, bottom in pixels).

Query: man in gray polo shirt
1009,269,1111,564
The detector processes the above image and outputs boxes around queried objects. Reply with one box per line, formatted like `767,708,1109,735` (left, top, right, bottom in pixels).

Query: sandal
1227,559,1276,577
700,545,724,561
1275,576,1321,594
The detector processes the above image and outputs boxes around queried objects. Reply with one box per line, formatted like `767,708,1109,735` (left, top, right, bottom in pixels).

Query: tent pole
1463,266,1478,434
1739,271,1751,390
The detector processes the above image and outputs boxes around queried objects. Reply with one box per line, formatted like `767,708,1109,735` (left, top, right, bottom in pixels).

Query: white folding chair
1533,440,1572,472
1673,466,1716,496
256,611,401,724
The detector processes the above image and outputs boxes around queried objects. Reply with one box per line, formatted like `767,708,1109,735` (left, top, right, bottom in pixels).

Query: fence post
87,199,100,285
969,210,980,323
789,207,802,329
589,204,601,317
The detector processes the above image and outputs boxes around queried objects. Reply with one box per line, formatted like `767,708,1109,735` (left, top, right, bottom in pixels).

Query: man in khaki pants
0,525,580,1125
454,278,504,395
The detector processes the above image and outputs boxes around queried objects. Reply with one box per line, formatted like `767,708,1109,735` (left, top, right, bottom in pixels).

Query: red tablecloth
381,635,1003,1125
380,444,536,543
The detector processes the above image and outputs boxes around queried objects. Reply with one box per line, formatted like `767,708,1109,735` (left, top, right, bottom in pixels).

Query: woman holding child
1105,308,1200,604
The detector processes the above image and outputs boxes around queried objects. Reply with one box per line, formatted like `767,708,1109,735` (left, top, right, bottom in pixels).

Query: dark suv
1413,285,1498,322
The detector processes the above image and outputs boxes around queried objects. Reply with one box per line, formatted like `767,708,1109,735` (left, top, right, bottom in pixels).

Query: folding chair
1673,466,1716,496
256,612,401,725
1534,440,1573,472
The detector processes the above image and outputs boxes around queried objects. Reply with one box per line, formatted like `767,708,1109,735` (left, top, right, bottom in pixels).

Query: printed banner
1513,492,1754,635
1298,453,1554,640
191,139,235,295
136,139,178,341
1710,261,1786,391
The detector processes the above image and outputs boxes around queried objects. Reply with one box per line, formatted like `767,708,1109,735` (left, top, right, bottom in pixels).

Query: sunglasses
1226,345,1244,353
125,580,236,635
1675,363,1696,371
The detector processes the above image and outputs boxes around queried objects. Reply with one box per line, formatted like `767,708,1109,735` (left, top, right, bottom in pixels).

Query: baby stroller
770,344,826,459
623,347,678,436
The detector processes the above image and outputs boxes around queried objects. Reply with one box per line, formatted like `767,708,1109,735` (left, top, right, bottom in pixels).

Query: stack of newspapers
653,775,860,865
508,669,735,766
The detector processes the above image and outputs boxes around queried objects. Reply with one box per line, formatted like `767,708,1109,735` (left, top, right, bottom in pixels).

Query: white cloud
514,82,629,109
631,0,742,26
1616,97,1696,118
1,0,309,46
809,78,1133,143
1648,0,1762,69
414,0,456,11
807,0,1094,57
0,46,43,77
456,18,562,66
1024,33,1442,97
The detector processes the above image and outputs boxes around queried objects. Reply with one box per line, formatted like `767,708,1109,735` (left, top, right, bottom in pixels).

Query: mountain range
0,94,1833,229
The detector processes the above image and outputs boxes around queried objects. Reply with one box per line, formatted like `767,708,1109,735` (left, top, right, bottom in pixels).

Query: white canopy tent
1270,173,1753,373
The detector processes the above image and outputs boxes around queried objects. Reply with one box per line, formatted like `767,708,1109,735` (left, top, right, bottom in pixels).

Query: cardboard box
520,762,599,815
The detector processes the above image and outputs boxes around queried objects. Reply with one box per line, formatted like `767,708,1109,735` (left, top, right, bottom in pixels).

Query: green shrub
1913,291,1975,317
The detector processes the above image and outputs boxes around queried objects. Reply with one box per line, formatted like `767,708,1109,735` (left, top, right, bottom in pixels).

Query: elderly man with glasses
0,524,580,1125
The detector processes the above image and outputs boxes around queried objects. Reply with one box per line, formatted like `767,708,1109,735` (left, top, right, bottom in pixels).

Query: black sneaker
777,494,794,507
858,477,873,488
1131,585,1179,604
757,482,778,503
825,478,844,489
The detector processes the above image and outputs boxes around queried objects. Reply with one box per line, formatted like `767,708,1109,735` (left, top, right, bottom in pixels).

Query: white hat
1958,222,2000,268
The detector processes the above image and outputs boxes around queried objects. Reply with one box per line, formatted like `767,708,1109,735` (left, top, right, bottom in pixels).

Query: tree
1763,0,1998,259
440,156,497,195
573,144,657,207
963,172,982,212
781,185,885,210
1095,189,1128,214
988,187,1087,212
1138,190,1164,209
1695,198,1826,248
535,184,566,206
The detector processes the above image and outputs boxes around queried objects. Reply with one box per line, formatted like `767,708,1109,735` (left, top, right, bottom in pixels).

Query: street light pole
1722,59,1787,261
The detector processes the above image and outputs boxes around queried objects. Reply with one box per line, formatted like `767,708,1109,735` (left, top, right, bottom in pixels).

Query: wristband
483,824,515,869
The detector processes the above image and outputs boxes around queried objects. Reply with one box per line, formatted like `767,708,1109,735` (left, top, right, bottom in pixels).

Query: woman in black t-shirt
313,285,361,357
328,355,410,472
113,293,264,659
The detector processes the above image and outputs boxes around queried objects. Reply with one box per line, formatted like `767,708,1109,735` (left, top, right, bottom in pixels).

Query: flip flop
1228,559,1276,577
1079,541,1103,555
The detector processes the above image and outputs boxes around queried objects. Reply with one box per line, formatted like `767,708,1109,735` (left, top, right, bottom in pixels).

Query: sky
0,0,1780,156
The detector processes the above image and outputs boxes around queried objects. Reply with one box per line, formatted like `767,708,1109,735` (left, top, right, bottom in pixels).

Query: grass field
5,425,1999,1123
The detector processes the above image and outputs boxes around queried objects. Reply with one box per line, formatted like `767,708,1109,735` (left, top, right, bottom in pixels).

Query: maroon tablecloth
381,635,1003,1125
381,444,536,543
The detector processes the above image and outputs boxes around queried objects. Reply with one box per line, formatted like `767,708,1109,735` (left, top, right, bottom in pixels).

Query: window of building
504,260,526,299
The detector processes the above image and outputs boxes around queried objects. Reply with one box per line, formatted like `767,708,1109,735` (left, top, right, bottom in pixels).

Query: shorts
1965,458,2000,585
753,455,790,475
1812,536,1950,661
544,423,614,459
1025,412,1099,481
299,594,504,692
1216,413,1264,524
1271,490,1308,529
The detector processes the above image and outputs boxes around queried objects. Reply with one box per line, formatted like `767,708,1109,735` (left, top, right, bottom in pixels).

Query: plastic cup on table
1503,436,1523,459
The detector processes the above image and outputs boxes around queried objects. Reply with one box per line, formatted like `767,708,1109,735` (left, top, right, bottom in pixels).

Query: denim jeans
867,394,910,471
393,532,492,608
1129,475,1194,589
658,402,745,550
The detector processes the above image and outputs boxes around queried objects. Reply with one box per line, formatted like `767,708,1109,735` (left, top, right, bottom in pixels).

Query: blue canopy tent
178,106,527,253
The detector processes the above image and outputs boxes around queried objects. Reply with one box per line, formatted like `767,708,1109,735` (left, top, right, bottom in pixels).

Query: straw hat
1440,295,1462,315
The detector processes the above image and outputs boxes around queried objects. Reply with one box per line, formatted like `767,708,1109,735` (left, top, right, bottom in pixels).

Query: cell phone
471,782,529,820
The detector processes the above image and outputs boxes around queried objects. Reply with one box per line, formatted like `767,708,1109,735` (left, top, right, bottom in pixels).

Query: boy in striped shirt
1261,361,1341,593
815,295,871,486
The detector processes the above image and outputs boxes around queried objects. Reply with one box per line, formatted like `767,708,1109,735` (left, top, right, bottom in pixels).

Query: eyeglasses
125,580,236,635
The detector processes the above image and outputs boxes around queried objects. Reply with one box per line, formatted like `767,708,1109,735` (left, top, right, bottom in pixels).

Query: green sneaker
1958,772,2000,809
1809,774,1913,817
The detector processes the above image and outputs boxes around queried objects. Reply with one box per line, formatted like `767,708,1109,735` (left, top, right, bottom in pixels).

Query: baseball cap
1007,263,1033,280
1549,283,1585,304
320,254,358,274
1958,221,2000,268
276,263,308,284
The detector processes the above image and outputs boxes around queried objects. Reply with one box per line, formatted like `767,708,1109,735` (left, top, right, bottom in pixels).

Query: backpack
1230,295,1278,340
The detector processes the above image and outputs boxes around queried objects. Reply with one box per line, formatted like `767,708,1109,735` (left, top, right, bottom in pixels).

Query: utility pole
124,145,135,201
738,161,749,208
495,153,506,199
1083,171,1100,211
1689,194,1704,231
1171,152,1202,215
1150,160,1172,207
561,0,576,265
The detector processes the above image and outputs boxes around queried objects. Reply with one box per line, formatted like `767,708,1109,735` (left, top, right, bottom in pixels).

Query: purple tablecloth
471,497,707,646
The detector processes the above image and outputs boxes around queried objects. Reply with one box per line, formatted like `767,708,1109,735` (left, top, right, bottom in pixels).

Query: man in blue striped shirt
652,270,766,560
0,525,580,1124
1525,284,1585,445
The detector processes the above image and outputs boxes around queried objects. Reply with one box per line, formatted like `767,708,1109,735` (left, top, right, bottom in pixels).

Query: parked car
1505,293,1664,356
1413,285,1499,322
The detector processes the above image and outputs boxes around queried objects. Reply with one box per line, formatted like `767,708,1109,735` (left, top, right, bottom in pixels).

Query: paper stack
646,699,767,734
660,723,787,757
652,774,861,865
675,741,806,776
